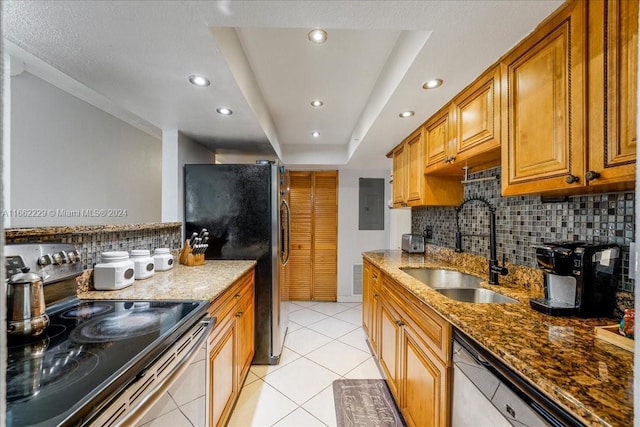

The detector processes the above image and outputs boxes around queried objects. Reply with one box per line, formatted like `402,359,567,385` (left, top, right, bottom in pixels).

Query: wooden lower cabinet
364,264,452,427
378,297,402,398
362,260,381,354
208,315,237,427
207,269,255,427
237,286,255,384
401,323,449,427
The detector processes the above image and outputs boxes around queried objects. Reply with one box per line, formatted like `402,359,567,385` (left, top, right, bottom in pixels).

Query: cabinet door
378,298,402,400
288,172,313,300
501,0,586,195
312,171,338,301
237,286,255,385
587,0,637,187
401,325,449,427
424,107,452,169
406,130,424,204
452,66,501,167
208,316,237,427
392,144,407,206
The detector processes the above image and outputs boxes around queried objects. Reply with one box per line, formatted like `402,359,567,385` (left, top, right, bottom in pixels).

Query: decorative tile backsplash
5,223,182,270
412,167,635,292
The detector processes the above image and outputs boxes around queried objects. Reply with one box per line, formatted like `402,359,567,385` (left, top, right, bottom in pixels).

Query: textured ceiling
3,0,564,169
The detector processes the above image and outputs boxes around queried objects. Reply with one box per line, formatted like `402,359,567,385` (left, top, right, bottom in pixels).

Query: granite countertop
78,260,256,302
6,221,181,238
363,250,633,427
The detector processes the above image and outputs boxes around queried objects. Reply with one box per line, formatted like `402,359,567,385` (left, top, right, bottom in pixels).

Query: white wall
177,131,215,223
337,169,391,302
10,71,161,226
389,207,411,249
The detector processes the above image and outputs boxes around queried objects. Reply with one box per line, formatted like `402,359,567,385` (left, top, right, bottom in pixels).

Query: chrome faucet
455,197,508,285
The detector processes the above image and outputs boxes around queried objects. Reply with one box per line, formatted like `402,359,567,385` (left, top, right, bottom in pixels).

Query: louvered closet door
288,172,313,300
312,172,338,301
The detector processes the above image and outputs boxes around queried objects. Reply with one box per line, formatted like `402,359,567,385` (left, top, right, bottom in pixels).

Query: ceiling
3,0,563,169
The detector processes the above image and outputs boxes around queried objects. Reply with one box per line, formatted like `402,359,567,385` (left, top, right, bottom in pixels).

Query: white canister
130,249,155,280
153,248,174,271
94,251,135,290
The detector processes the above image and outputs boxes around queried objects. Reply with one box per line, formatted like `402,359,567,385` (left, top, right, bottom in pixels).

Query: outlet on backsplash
423,226,433,240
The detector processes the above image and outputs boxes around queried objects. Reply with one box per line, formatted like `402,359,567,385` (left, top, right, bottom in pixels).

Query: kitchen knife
198,228,207,239
188,232,198,247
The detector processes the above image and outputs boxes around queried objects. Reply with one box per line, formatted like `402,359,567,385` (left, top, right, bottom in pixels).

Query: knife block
179,241,205,266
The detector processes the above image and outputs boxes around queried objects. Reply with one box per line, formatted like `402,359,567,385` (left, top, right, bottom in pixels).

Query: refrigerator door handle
280,199,291,265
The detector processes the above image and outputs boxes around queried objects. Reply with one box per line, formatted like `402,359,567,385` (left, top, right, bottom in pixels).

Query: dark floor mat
332,379,406,427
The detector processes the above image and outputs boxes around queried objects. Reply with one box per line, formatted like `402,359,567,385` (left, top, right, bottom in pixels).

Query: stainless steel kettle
6,268,49,337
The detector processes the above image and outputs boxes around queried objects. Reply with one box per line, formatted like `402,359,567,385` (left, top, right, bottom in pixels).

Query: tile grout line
234,303,364,426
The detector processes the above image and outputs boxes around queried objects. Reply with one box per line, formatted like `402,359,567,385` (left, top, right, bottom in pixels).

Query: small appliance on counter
402,234,425,253
530,242,620,317
93,251,135,290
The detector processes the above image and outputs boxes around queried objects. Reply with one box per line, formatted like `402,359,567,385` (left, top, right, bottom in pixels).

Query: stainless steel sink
400,268,483,288
434,288,518,304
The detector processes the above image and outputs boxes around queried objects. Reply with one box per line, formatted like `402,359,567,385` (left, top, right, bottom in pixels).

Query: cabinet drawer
382,277,451,364
209,270,255,324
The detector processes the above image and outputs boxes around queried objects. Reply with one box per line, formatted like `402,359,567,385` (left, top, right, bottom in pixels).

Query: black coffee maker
530,242,620,317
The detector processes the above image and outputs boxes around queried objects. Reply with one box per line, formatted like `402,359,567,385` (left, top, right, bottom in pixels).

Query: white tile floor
228,301,384,427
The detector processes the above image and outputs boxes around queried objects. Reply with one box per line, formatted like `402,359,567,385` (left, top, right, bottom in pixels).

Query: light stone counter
78,260,256,302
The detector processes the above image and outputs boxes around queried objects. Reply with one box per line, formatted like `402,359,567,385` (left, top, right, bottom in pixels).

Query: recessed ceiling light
310,100,324,108
399,111,415,118
311,131,320,138
188,74,210,87
216,107,232,115
308,29,328,44
422,79,443,89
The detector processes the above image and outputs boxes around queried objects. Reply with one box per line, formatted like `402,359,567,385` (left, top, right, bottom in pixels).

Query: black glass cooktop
6,299,206,427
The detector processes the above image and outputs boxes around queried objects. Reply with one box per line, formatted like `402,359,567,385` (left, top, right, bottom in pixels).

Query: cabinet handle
374,293,379,299
236,311,243,318
565,174,580,184
394,319,405,327
235,294,241,299
585,171,601,181
372,274,378,280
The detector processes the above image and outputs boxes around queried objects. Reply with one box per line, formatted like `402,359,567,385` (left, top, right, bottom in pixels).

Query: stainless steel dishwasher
452,329,584,427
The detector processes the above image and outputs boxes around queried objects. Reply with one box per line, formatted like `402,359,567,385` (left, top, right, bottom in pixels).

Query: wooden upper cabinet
424,67,501,176
450,65,501,170
388,130,463,208
501,0,587,196
406,129,425,204
587,0,637,189
424,105,453,170
392,144,407,207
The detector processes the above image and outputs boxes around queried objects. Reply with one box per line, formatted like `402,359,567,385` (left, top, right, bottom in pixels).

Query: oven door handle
118,316,215,426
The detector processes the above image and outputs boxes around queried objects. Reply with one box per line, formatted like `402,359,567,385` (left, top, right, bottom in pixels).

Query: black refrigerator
184,162,289,364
